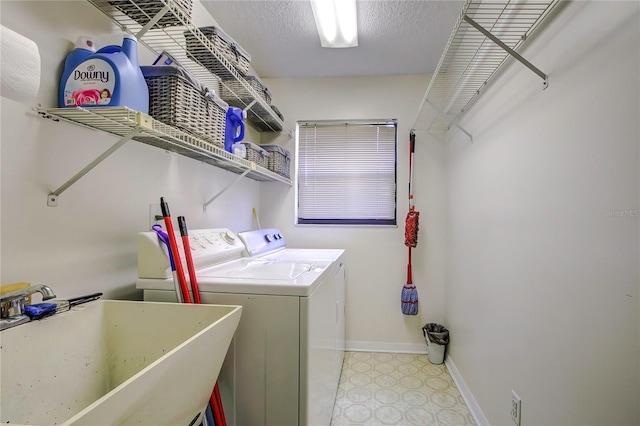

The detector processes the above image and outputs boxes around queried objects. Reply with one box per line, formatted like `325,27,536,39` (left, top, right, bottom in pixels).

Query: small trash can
422,323,449,365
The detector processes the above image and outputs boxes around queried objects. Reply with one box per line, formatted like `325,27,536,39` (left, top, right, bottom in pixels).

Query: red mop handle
178,216,201,304
409,131,416,206
211,383,226,426
160,198,192,304
176,215,226,424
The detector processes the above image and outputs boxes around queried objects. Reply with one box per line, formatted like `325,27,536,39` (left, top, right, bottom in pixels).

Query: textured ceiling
200,0,465,78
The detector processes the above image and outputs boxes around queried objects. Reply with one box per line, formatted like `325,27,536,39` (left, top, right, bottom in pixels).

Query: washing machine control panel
220,230,237,245
239,228,286,257
138,228,245,279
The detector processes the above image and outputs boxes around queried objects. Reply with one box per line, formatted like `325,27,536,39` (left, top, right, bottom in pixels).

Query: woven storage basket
245,103,283,131
141,66,227,148
109,0,192,28
184,26,251,79
261,144,291,178
220,75,271,106
240,142,269,169
270,105,284,121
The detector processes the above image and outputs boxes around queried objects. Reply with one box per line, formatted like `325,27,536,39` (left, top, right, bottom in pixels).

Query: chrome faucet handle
1,296,28,318
0,284,57,319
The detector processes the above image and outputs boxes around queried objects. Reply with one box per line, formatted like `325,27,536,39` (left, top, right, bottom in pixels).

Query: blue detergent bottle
59,35,149,113
224,107,245,153
58,36,95,108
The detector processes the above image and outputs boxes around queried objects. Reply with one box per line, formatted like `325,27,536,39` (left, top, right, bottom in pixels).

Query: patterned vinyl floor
331,352,476,426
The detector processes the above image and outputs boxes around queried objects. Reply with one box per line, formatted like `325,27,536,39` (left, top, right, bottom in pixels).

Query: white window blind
296,120,397,225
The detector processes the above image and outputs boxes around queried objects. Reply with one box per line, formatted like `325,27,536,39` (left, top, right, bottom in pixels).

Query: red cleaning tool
178,216,201,304
176,214,225,425
160,197,192,303
402,131,419,315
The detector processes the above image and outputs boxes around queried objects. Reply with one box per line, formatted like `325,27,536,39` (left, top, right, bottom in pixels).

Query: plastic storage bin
109,0,192,28
184,26,251,79
261,144,290,178
422,323,449,365
141,65,228,148
240,142,269,169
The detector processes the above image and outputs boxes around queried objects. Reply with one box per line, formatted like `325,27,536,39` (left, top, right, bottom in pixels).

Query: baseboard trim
445,356,489,426
345,340,427,354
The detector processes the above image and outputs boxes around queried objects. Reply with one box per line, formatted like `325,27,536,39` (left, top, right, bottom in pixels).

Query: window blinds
297,120,397,225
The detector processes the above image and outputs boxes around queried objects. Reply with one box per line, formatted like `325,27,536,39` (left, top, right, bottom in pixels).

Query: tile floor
331,352,476,426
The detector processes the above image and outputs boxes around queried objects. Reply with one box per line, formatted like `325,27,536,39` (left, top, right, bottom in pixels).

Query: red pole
160,198,192,303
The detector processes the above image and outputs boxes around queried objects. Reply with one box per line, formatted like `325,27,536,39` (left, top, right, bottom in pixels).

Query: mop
159,198,226,426
402,131,419,316
160,197,192,303
177,215,226,426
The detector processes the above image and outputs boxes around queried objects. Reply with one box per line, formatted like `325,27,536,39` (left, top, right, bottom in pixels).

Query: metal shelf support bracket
135,5,170,39
463,15,549,89
47,127,142,206
424,99,473,142
243,99,258,114
203,168,252,212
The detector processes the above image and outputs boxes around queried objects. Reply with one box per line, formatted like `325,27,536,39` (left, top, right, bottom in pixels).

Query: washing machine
136,228,345,426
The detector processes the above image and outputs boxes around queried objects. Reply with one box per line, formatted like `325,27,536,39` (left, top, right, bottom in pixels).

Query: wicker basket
261,144,291,178
184,26,251,79
270,105,284,121
220,75,271,106
245,103,283,131
141,66,227,148
109,0,192,28
240,142,269,169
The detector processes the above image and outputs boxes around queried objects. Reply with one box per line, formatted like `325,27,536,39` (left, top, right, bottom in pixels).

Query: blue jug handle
96,45,122,54
234,120,245,143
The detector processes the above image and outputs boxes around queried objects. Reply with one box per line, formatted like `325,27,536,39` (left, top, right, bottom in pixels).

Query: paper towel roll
1,25,41,103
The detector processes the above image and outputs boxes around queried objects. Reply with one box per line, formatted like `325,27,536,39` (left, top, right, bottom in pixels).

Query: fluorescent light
310,0,358,48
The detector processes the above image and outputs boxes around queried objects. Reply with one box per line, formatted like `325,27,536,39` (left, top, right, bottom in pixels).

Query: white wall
5,1,636,423
260,75,449,351
0,1,263,300
444,1,639,425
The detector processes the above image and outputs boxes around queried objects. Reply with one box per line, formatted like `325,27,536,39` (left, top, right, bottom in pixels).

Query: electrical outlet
149,204,163,228
510,390,521,425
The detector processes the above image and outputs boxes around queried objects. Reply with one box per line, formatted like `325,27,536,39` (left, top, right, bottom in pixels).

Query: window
296,120,397,225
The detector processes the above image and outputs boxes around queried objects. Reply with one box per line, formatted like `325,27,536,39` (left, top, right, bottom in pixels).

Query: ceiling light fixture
310,0,358,48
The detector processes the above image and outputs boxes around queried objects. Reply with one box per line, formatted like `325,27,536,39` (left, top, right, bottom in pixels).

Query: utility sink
0,300,241,425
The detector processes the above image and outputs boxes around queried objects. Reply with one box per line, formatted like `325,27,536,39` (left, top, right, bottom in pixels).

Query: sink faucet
1,284,56,319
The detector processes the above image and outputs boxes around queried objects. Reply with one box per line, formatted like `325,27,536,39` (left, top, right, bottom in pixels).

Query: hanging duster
401,131,419,315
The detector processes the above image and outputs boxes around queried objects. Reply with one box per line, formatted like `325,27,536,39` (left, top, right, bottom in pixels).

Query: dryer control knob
264,234,273,243
221,231,236,245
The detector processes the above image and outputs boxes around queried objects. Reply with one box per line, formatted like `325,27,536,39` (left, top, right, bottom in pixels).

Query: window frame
294,119,398,227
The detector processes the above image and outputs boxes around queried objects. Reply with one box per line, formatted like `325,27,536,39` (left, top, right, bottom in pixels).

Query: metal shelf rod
203,168,251,212
424,99,473,142
47,126,142,206
463,15,548,88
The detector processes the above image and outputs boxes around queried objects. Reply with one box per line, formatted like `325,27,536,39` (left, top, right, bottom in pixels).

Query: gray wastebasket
422,323,449,364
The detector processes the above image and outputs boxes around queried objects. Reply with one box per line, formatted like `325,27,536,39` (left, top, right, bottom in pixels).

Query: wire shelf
40,106,292,184
86,0,287,133
416,0,560,135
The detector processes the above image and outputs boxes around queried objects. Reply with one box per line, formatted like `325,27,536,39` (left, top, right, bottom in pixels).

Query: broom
402,131,419,316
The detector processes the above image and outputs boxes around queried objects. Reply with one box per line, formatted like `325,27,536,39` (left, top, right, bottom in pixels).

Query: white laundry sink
0,300,241,425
